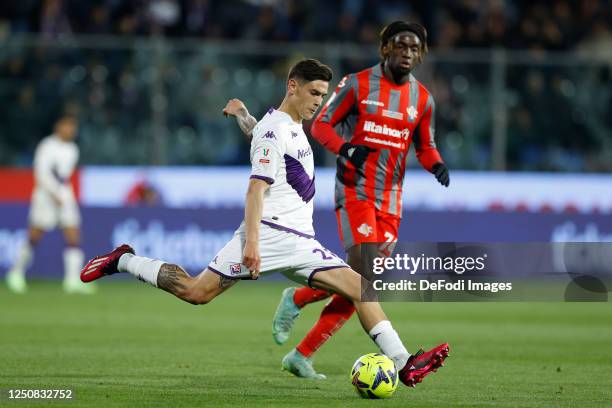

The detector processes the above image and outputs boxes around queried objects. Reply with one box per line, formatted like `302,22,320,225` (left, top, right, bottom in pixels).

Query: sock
368,320,410,370
117,253,133,272
293,287,330,308
63,247,84,282
118,253,163,287
296,294,355,357
9,241,33,277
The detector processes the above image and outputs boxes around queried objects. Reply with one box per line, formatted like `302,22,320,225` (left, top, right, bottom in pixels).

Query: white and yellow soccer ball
350,353,399,399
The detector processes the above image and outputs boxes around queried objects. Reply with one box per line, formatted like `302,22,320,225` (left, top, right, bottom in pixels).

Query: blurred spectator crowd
0,0,611,172
1,0,611,51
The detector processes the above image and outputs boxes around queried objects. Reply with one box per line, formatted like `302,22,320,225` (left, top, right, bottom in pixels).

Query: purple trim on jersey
250,175,274,184
260,220,314,239
207,265,252,280
308,265,349,288
52,166,68,184
283,154,315,202
207,266,241,280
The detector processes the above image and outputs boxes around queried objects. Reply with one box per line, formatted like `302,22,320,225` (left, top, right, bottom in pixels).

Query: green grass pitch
1,280,610,407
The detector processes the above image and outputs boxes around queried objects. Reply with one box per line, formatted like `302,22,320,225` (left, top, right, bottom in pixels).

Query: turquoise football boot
272,287,300,345
281,348,326,380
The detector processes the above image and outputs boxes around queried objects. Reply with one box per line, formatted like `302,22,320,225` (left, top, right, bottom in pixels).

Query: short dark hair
56,114,78,125
288,58,333,83
379,21,428,61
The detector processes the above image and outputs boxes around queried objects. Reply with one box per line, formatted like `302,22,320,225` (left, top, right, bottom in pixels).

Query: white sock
369,320,410,370
118,253,163,287
9,241,33,277
63,247,84,282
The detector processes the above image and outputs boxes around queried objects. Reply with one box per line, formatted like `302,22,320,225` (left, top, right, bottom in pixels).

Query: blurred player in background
82,59,449,389
5,115,92,295
225,21,449,379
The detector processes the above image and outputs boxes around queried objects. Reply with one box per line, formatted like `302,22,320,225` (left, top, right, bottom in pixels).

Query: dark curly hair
379,21,428,63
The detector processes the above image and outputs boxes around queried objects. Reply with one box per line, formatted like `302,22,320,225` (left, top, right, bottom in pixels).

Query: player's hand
223,98,247,118
339,143,376,170
242,239,261,279
51,193,63,206
432,162,450,187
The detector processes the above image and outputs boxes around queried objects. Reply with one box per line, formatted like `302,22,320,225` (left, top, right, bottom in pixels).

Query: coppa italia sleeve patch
259,148,271,163
250,128,283,184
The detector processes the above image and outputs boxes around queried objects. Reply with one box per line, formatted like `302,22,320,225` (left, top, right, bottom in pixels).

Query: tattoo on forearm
219,276,235,289
157,263,189,293
236,113,257,137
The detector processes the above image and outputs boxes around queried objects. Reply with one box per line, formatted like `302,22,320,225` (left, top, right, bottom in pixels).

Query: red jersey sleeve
311,74,357,155
413,93,443,172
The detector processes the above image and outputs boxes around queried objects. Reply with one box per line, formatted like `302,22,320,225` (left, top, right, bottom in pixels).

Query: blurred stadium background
1,2,611,407
0,0,611,276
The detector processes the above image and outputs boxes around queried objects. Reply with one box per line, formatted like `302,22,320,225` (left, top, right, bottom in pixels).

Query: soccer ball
350,353,398,399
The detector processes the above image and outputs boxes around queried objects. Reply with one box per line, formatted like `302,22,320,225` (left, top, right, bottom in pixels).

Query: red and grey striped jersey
311,63,443,216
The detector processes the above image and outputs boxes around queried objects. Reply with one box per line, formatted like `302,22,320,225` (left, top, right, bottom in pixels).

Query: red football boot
80,244,135,283
399,343,450,388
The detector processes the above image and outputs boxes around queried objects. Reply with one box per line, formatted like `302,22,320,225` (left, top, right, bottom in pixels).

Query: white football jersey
249,108,316,236
33,134,79,202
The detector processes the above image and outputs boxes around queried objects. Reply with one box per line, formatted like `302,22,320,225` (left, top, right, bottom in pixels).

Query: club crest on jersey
263,131,276,140
357,223,373,237
407,106,418,121
230,263,242,275
263,148,269,156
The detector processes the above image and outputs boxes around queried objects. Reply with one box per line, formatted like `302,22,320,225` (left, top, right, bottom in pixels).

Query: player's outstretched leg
277,246,363,378
80,244,238,304
272,288,301,345
272,287,330,345
281,293,354,380
295,294,355,355
310,266,450,389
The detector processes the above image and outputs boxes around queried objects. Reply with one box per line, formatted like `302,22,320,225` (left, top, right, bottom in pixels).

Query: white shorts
28,190,81,231
207,222,348,287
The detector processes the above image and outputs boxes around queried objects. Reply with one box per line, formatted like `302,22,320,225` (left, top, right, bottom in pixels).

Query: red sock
293,287,330,308
296,294,356,357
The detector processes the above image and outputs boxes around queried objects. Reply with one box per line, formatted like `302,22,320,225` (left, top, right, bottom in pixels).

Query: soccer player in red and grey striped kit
224,21,450,381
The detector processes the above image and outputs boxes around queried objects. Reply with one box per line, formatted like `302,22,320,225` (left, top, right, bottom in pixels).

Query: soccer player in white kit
5,115,93,295
79,59,448,387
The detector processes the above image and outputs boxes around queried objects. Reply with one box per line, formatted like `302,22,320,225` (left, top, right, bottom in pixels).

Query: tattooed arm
223,98,257,138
